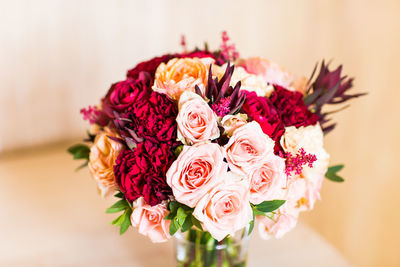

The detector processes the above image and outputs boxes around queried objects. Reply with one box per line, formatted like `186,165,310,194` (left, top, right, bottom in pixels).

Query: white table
0,144,352,266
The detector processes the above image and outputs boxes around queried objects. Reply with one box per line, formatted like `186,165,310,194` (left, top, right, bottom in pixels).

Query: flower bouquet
68,32,365,266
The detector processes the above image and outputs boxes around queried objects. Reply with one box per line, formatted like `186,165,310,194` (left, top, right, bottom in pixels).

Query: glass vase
174,228,249,267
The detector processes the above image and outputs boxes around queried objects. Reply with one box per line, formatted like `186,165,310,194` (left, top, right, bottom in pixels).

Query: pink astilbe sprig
80,105,109,126
180,34,187,52
281,148,317,176
220,31,239,61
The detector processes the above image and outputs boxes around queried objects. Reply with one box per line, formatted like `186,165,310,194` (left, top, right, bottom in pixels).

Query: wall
1,0,399,265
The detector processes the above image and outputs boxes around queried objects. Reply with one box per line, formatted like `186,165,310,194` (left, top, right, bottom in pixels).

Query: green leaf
252,208,265,216
181,216,193,232
255,200,286,213
68,144,90,160
120,209,132,235
191,216,203,231
164,213,175,220
177,207,187,226
328,164,344,173
114,191,124,199
111,213,126,226
325,164,345,182
248,219,255,235
106,199,129,213
173,145,184,157
169,201,179,214
169,218,179,236
325,172,345,182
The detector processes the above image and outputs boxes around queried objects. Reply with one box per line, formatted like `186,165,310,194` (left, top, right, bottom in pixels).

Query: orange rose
152,57,213,100
88,127,124,197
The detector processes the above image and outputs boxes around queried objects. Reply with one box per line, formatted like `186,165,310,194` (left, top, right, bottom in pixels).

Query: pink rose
177,91,220,145
248,155,287,204
225,121,275,175
130,198,171,243
193,174,253,241
166,143,227,208
220,113,248,137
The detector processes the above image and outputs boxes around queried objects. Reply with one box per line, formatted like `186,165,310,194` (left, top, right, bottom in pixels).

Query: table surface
0,144,352,267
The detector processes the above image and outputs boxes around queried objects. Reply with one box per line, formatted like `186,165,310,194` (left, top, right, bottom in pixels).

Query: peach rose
131,198,171,243
193,173,253,241
220,113,248,137
176,91,220,145
152,57,213,100
88,127,124,197
212,64,274,97
280,124,330,210
166,143,227,208
248,155,287,205
237,57,307,93
225,121,275,175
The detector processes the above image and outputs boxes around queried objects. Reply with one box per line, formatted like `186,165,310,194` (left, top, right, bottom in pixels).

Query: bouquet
69,32,365,266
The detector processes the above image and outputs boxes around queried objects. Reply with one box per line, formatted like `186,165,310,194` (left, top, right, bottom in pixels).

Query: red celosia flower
270,85,319,128
114,141,175,206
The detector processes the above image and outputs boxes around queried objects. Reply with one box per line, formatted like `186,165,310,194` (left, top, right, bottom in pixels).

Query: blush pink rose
237,57,307,93
225,121,275,175
166,143,227,208
257,207,299,239
130,198,171,243
248,155,287,205
193,174,253,241
177,91,220,145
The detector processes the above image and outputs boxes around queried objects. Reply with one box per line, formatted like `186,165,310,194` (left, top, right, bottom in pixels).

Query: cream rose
131,198,171,243
248,154,287,205
280,124,330,210
152,57,213,100
166,143,227,208
220,113,248,137
88,127,124,197
225,121,275,175
177,91,220,145
193,173,253,241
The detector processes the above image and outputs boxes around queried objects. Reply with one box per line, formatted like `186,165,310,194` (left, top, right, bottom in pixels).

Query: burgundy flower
182,50,218,60
241,91,285,153
116,90,179,145
102,73,151,119
114,141,174,206
126,54,177,80
270,85,319,128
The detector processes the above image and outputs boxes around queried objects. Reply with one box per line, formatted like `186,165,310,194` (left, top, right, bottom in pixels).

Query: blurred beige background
1,0,399,266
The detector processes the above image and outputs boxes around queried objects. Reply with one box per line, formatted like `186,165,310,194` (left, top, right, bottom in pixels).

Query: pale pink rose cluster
166,121,288,241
